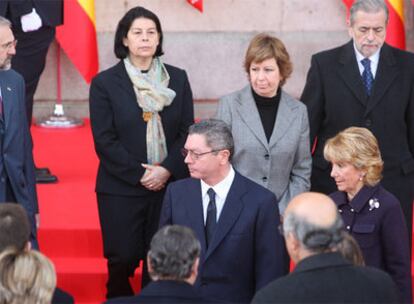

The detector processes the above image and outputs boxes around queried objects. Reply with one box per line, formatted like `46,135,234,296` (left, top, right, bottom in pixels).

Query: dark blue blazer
159,171,286,303
330,184,411,303
0,69,37,232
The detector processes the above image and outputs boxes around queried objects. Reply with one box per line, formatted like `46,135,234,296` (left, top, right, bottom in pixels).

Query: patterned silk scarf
124,57,176,164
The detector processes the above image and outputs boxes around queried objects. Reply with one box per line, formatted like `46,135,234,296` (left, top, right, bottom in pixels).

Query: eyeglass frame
181,148,223,160
0,39,17,50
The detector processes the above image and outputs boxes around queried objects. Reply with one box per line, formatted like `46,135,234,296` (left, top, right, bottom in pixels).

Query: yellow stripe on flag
77,0,96,26
388,0,404,22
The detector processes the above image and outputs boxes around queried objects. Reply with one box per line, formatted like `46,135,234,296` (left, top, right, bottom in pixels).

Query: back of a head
0,204,30,253
148,225,201,281
283,193,344,256
0,248,56,304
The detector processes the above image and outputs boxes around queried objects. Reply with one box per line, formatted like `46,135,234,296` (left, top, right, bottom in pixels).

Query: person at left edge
0,16,38,248
0,0,63,184
89,6,194,299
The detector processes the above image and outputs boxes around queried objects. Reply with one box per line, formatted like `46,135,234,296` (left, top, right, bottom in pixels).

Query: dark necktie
361,58,374,96
205,188,217,247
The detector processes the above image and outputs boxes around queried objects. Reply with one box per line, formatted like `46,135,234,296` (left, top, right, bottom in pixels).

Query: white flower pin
368,198,380,211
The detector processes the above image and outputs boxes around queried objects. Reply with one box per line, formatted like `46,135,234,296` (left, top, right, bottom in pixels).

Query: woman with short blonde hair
324,126,383,186
324,127,411,301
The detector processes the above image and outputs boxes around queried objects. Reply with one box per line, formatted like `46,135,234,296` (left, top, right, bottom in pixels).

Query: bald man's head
285,192,338,228
283,192,343,260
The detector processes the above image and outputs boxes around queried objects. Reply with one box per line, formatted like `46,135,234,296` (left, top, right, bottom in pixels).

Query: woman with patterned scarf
89,6,194,299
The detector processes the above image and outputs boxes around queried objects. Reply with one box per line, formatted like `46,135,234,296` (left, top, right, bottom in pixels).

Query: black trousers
97,190,165,299
11,26,55,124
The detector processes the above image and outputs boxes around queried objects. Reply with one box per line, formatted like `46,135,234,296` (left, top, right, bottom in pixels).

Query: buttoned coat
0,69,37,235
159,171,286,303
330,184,411,303
216,86,311,213
301,41,414,235
90,61,193,196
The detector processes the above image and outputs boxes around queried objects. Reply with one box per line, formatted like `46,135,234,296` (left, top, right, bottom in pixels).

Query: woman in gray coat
216,33,311,214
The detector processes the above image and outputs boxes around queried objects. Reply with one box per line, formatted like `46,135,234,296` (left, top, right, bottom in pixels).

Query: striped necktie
361,58,374,96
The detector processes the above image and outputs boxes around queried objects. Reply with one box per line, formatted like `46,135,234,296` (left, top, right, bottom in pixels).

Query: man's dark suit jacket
301,41,414,235
105,280,208,303
159,171,286,303
252,252,400,303
89,61,193,196
0,69,37,237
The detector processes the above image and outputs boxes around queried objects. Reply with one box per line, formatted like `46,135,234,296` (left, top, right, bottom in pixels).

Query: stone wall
33,0,414,119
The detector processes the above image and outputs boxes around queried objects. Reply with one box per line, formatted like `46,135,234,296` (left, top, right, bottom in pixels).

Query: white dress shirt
200,166,235,224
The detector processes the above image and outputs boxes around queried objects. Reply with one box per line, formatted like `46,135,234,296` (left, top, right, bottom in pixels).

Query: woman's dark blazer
89,61,194,196
330,184,412,303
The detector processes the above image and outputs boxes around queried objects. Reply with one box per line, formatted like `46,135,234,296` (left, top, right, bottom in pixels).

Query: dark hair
114,6,164,59
188,119,234,160
0,204,30,253
148,225,200,281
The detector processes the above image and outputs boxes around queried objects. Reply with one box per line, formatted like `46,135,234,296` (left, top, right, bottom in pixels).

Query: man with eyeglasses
0,16,38,248
0,0,62,184
159,119,286,303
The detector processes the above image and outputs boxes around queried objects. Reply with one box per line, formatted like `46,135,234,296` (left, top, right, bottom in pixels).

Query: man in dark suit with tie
301,0,414,238
0,16,37,246
159,119,286,303
252,192,400,303
0,0,63,183
106,225,210,304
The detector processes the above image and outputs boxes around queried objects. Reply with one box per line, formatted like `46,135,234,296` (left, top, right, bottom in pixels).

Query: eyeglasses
1,39,17,50
181,148,222,160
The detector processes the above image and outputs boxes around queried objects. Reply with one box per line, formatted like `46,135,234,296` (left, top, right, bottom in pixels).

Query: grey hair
0,16,11,28
148,225,201,281
188,119,234,160
350,0,389,25
283,211,344,253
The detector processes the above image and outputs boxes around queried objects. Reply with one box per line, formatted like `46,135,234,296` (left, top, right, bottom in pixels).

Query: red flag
56,0,99,83
187,0,203,12
342,0,405,50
